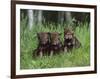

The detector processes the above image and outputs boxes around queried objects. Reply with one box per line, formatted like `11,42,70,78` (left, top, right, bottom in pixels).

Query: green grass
20,18,90,69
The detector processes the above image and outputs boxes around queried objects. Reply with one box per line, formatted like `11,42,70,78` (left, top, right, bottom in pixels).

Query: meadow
20,17,90,69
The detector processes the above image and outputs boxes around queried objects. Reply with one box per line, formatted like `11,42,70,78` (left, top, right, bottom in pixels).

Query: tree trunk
37,10,42,25
27,9,34,30
65,12,72,25
58,12,64,25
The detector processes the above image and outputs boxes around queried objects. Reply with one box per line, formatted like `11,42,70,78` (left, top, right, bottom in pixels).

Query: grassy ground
20,19,90,69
